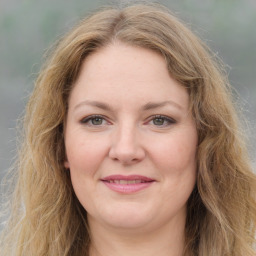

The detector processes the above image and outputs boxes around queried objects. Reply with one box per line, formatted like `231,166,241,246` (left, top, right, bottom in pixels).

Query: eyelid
146,114,177,126
79,114,176,127
80,114,111,125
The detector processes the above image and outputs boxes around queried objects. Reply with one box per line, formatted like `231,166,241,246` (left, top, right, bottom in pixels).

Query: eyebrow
74,100,112,111
142,100,183,111
73,100,183,111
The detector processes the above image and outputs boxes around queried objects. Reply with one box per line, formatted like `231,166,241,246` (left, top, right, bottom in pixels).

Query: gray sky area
1,0,255,184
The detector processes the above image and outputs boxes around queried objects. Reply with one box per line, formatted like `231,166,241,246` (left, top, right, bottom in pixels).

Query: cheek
65,134,110,209
153,130,197,203
65,132,109,176
152,133,197,172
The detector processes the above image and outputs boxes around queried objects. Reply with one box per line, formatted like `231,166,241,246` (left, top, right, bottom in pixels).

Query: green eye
81,115,106,126
91,117,103,125
150,115,176,127
153,117,165,126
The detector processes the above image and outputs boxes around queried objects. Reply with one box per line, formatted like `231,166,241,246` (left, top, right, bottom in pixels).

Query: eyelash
80,114,176,127
147,115,176,127
80,115,109,126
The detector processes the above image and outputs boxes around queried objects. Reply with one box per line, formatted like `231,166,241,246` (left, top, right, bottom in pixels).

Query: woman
1,2,255,256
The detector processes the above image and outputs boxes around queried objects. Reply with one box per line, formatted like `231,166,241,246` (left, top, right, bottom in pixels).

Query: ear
64,160,70,169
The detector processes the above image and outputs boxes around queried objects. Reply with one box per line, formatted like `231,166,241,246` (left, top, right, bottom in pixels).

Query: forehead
69,42,189,111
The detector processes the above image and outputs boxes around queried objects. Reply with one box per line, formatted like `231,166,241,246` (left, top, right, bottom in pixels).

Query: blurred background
0,0,255,185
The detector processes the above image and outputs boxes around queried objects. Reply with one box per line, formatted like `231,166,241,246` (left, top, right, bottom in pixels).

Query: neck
88,216,185,256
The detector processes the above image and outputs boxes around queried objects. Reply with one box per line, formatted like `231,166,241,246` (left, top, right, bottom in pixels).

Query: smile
105,179,150,184
101,175,155,193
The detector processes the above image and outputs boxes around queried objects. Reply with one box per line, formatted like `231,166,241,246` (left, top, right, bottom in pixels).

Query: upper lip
101,175,155,182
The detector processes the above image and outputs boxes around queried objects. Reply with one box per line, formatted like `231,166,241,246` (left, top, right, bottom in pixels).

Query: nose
108,123,146,165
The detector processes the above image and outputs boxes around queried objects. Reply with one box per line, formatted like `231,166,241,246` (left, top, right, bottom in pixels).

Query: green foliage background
0,0,255,178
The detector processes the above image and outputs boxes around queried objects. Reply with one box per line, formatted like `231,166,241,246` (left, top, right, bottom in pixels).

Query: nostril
109,147,145,164
108,130,146,164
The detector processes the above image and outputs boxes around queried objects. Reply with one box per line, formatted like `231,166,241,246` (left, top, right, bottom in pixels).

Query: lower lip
102,181,154,194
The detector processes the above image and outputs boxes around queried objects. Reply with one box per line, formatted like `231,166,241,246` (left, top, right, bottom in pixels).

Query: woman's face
64,43,198,233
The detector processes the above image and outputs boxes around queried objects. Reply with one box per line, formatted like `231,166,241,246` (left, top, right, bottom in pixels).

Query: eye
149,115,176,127
80,115,108,126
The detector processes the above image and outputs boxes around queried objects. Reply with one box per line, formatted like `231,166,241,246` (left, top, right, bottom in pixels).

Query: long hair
1,3,255,256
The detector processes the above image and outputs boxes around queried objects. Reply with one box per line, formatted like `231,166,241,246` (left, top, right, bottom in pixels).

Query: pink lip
101,175,155,194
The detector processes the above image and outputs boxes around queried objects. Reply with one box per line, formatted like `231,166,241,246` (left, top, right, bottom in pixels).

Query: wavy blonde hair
1,3,255,256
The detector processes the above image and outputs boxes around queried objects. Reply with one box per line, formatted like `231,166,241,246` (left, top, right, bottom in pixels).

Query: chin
90,204,155,230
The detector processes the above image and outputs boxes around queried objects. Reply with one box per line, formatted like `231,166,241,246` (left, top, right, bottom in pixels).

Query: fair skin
64,42,198,256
